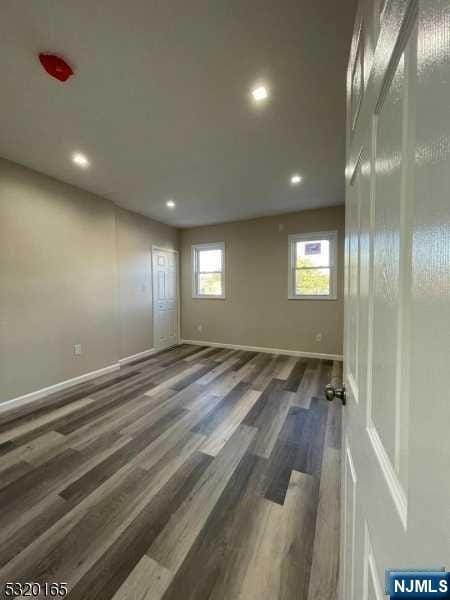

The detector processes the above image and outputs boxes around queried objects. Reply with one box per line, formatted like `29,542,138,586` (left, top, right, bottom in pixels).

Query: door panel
157,270,166,301
152,249,178,351
347,165,360,397
342,441,358,600
342,1,450,597
363,525,384,600
356,151,371,402
351,27,364,133
371,49,405,468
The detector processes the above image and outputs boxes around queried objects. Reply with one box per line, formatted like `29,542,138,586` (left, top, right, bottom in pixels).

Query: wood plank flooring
0,345,342,600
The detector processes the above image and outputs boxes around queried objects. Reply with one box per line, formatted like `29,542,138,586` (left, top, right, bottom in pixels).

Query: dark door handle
324,383,346,405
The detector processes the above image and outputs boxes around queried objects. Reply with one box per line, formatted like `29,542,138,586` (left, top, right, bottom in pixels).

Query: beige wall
0,158,178,402
180,207,345,356
0,156,342,402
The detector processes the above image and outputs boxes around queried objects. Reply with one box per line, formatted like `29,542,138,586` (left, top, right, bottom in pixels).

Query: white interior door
341,1,450,598
152,248,179,352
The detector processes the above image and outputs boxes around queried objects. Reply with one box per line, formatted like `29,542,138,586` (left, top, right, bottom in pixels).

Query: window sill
192,295,226,300
288,295,337,301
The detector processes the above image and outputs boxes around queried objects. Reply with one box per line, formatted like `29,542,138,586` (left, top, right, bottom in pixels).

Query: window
192,242,226,298
288,231,337,300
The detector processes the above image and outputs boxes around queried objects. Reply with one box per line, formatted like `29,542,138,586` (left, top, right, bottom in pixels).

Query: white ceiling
0,0,356,228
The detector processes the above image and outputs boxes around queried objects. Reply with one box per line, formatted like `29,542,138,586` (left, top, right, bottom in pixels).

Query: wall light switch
315,333,322,343
74,344,82,356
197,324,203,333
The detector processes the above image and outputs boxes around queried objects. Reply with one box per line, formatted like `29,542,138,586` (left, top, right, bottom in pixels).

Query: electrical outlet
197,324,203,333
315,333,322,343
74,344,82,356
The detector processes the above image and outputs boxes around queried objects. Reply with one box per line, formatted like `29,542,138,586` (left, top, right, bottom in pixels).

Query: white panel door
340,1,450,598
152,248,178,351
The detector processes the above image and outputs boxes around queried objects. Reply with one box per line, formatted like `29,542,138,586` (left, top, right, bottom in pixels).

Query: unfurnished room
0,1,449,599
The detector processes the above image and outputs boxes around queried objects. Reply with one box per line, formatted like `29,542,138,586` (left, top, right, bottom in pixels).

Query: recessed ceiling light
166,199,176,209
72,152,90,168
290,174,302,185
252,85,269,102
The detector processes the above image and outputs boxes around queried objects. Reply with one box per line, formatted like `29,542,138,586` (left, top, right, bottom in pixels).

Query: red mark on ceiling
38,53,74,82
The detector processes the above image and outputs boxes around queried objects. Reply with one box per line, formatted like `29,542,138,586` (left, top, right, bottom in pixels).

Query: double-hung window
192,242,226,298
288,231,337,299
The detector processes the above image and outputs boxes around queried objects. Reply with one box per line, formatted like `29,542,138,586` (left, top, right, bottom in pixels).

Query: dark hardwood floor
0,344,342,600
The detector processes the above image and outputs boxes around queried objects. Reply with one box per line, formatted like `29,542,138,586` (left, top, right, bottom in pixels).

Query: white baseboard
1,347,158,413
0,339,342,415
118,348,156,365
181,339,343,361
0,363,120,413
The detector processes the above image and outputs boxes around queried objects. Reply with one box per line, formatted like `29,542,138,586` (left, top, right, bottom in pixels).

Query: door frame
151,245,181,351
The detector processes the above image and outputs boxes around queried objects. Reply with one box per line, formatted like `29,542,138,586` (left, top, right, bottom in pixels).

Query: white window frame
288,231,338,300
192,242,226,299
